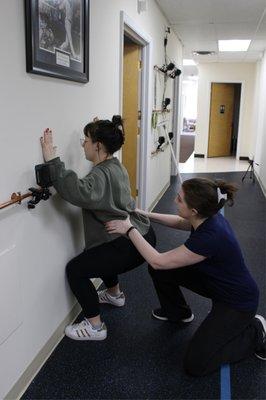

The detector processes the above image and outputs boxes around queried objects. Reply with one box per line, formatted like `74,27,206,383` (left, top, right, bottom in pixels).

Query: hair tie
217,187,227,203
115,124,122,131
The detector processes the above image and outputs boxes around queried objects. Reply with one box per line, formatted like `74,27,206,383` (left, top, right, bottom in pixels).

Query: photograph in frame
25,0,89,83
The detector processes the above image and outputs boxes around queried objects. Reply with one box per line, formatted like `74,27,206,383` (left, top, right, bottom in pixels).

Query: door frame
206,80,244,160
120,11,152,209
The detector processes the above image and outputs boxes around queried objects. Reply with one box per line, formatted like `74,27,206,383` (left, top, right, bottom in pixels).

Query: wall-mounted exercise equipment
152,27,182,155
0,163,54,210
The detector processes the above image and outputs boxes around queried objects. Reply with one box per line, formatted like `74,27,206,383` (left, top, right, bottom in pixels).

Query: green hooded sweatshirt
47,157,150,249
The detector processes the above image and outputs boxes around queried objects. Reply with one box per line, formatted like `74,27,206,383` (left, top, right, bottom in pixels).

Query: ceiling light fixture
218,40,251,52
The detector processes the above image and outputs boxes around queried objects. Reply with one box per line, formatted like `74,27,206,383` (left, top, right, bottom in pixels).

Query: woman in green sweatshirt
40,116,156,341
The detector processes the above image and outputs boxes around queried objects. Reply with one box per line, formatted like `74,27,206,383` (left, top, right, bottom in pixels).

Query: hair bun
112,115,125,145
112,115,122,126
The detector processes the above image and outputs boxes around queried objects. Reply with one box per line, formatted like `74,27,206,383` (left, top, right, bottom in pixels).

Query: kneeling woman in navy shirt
105,178,265,376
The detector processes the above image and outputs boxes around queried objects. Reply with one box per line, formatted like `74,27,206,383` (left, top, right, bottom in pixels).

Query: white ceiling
156,0,266,66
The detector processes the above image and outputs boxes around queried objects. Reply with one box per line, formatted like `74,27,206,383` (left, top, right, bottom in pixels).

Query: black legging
149,266,262,376
66,226,156,318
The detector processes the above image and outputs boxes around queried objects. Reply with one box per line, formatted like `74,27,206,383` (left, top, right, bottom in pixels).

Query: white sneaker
65,318,107,341
98,289,125,307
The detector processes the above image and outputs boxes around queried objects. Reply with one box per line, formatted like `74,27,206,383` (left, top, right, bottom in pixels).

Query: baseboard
239,156,249,161
148,181,170,212
4,278,103,400
194,153,205,158
255,171,266,198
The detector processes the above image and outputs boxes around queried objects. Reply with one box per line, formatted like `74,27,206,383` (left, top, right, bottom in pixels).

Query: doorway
208,83,241,157
122,35,141,199
120,12,152,210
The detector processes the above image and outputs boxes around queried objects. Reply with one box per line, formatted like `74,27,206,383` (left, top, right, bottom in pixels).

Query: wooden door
122,41,141,198
208,83,235,157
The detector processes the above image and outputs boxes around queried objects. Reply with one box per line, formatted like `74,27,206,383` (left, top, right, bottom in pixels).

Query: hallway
1,1,266,398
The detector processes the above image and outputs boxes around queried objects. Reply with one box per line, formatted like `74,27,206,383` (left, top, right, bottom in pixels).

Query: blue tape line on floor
220,364,231,400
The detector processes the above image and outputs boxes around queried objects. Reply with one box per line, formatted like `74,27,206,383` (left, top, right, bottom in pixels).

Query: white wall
0,1,182,398
182,79,198,120
195,63,256,158
253,53,266,194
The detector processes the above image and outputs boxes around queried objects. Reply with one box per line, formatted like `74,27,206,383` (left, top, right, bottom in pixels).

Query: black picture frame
25,0,89,83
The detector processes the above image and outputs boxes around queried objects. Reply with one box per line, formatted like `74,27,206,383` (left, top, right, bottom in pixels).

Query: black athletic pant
66,226,156,318
149,265,262,376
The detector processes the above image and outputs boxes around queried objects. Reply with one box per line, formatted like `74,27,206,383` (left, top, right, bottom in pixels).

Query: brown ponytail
214,179,238,208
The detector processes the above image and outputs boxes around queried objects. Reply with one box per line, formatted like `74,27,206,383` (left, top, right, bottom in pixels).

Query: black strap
126,226,136,237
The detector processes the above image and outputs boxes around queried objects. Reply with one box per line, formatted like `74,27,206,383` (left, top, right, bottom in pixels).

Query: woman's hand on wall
40,128,57,162
105,217,132,235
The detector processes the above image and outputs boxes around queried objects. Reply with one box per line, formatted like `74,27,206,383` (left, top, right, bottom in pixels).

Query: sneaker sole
152,310,168,321
255,314,266,335
255,353,266,361
182,314,195,323
65,331,107,341
152,310,195,323
254,315,266,361
99,299,125,307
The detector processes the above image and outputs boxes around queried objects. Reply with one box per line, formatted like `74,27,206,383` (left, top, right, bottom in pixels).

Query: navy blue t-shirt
184,213,259,312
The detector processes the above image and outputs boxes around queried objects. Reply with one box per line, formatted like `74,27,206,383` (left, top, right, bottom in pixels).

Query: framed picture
25,0,89,83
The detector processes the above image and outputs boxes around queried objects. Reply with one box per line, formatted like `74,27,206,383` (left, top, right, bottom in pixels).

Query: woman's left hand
40,128,57,162
105,216,132,235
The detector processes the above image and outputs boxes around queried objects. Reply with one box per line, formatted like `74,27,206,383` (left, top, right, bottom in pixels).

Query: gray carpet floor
22,172,266,399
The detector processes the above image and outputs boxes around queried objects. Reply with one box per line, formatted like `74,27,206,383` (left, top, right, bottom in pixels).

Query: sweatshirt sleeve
46,157,105,209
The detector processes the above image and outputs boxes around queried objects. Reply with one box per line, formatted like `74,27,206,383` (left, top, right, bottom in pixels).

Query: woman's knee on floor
183,342,213,377
183,353,208,377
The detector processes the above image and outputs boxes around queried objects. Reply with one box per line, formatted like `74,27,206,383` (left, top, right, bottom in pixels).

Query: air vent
192,51,216,56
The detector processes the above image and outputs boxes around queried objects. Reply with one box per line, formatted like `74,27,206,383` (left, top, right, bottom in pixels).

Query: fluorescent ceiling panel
218,39,251,51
